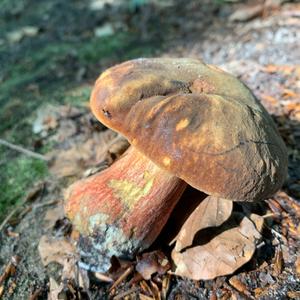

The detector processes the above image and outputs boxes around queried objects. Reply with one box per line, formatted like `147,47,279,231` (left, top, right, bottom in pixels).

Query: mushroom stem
64,146,187,272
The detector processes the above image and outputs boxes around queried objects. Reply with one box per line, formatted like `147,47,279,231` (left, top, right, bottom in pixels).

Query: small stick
0,256,19,286
0,138,50,161
0,186,50,231
110,266,134,292
94,272,113,283
32,199,60,209
0,206,20,232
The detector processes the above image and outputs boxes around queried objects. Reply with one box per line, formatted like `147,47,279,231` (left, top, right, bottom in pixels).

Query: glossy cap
90,58,288,201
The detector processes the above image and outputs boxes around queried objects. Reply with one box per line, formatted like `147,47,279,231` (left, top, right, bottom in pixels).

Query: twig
94,272,113,283
0,138,50,161
110,266,134,292
0,183,48,231
0,206,20,232
32,199,60,209
0,256,20,286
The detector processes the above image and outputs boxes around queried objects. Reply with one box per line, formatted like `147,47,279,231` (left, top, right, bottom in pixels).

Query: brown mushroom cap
90,58,288,201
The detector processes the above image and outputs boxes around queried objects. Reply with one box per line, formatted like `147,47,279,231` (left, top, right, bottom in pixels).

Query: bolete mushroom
64,58,287,272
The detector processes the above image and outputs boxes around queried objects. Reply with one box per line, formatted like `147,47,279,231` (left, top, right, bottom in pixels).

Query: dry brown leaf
229,4,264,22
174,196,233,252
44,203,64,228
229,276,250,296
260,94,279,106
49,130,125,178
136,251,170,280
48,277,63,300
282,89,298,98
38,235,76,266
172,212,263,280
39,235,90,298
287,291,300,299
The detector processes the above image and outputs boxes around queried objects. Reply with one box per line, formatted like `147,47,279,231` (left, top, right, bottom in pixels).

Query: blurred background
0,0,299,221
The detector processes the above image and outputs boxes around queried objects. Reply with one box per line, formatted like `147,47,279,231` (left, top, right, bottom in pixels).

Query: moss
0,153,48,221
64,85,92,106
0,0,160,223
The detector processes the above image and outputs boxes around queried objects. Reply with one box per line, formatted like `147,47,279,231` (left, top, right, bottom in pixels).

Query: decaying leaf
172,209,263,280
229,4,264,22
48,277,63,300
49,129,128,178
136,251,170,280
39,235,90,297
173,196,233,252
38,235,76,266
43,203,64,228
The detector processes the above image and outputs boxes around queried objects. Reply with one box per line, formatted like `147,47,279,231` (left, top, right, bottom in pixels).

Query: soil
0,0,300,299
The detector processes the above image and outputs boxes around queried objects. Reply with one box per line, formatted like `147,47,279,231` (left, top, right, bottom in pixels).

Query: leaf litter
171,197,263,280
1,1,300,299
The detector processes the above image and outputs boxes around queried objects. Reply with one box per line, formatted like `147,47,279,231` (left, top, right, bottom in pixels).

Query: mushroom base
64,147,187,272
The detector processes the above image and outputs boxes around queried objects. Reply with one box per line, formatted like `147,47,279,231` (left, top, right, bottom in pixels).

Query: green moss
0,152,48,221
0,0,160,222
64,85,92,106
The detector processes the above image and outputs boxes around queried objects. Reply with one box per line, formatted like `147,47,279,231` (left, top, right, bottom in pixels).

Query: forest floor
0,0,300,299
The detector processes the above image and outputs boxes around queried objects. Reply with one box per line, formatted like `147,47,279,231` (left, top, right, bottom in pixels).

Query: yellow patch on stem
163,157,171,166
176,118,189,131
108,175,154,208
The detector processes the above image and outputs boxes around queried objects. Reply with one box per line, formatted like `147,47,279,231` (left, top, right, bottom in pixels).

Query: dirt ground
0,0,300,299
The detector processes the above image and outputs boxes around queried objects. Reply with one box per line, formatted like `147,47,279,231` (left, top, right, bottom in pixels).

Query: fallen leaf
282,89,298,99
136,251,170,280
49,129,125,178
172,212,263,280
287,291,300,299
38,235,76,266
229,4,264,22
48,277,63,300
260,94,279,106
39,235,90,298
44,203,64,228
229,276,250,296
173,196,233,252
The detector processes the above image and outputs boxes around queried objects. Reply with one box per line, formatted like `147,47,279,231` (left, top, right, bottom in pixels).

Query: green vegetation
0,25,158,221
0,154,48,220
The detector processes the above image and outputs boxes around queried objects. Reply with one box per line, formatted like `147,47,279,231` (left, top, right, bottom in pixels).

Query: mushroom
64,58,287,272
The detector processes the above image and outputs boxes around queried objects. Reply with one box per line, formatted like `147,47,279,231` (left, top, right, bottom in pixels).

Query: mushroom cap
90,58,288,201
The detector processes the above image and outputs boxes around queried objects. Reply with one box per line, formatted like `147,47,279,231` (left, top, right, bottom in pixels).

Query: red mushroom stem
64,146,187,272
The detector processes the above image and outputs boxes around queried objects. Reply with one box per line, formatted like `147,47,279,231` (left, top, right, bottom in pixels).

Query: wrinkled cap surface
90,58,288,201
